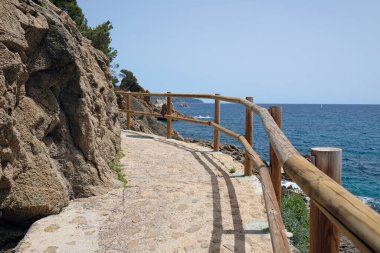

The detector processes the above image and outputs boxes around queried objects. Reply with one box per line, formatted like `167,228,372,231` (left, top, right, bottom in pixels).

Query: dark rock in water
340,235,359,253
184,139,246,164
0,0,120,222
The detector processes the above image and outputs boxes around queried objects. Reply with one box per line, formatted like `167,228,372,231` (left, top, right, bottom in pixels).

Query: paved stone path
17,130,272,253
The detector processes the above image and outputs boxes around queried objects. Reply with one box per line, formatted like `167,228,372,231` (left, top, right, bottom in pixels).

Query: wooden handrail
242,101,380,253
115,91,380,253
269,106,283,209
284,156,379,252
166,92,173,138
123,110,212,126
116,91,243,104
238,136,290,252
244,97,254,176
310,147,341,252
126,94,131,129
210,122,241,140
213,94,221,151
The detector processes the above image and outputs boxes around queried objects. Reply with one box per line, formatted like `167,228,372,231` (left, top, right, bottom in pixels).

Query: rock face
0,0,120,221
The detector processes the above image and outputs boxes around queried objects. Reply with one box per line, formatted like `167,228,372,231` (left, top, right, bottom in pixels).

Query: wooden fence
116,91,380,253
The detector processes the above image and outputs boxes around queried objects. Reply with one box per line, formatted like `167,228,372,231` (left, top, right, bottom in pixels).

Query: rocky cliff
0,0,120,221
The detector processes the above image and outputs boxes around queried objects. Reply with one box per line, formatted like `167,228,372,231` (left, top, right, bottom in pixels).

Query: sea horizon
199,101,380,105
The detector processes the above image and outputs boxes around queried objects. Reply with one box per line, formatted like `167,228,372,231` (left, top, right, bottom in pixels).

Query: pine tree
119,69,144,92
49,0,117,64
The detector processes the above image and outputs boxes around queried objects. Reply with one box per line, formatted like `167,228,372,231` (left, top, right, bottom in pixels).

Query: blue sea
173,103,380,212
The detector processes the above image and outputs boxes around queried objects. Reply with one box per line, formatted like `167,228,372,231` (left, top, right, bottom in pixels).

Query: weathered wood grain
285,155,380,252
269,106,282,209
244,97,254,176
166,92,172,138
116,91,243,104
214,94,220,151
310,147,341,253
124,110,211,126
210,122,240,140
239,136,291,253
125,93,131,129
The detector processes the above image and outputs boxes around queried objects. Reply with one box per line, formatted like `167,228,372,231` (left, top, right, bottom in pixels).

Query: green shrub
282,191,310,253
110,151,127,187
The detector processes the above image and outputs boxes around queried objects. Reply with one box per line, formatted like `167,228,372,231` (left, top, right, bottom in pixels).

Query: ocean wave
282,180,300,190
193,115,212,119
358,196,380,213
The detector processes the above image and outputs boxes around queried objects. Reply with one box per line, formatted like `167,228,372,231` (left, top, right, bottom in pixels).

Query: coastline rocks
0,0,120,221
185,139,246,163
340,235,359,253
151,97,166,109
117,94,184,140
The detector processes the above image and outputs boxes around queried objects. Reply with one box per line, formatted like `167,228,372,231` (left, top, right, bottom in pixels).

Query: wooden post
166,92,172,138
213,94,220,151
126,93,131,130
310,147,342,253
244,97,253,176
269,106,282,208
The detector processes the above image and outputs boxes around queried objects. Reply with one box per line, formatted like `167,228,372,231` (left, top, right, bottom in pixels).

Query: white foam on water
193,115,212,119
358,196,380,213
282,180,300,190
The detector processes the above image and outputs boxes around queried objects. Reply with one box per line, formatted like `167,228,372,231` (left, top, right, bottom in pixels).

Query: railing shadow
123,130,155,139
154,138,268,252
192,151,245,253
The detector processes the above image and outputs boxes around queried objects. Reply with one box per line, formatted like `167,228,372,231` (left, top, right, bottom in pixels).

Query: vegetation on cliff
282,191,310,253
50,0,117,69
118,69,145,92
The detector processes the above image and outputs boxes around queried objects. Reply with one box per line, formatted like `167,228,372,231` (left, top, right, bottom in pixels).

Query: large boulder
0,0,121,221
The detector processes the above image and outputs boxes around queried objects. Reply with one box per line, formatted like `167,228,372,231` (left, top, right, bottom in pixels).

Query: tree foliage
110,63,120,86
82,21,117,63
50,0,117,64
50,0,86,28
119,69,144,92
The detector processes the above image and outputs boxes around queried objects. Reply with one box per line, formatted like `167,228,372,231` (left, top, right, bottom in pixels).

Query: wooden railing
116,91,380,253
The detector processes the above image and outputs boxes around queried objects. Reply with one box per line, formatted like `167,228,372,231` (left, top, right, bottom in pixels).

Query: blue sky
78,0,380,104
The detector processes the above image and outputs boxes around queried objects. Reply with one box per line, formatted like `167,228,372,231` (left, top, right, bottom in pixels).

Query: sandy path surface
17,130,272,253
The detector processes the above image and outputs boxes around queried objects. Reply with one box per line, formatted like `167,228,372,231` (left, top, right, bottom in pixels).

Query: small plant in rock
110,151,127,187
229,167,236,174
116,150,125,161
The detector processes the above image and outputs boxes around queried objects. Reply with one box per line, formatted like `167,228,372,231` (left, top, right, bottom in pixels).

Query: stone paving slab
16,130,273,253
